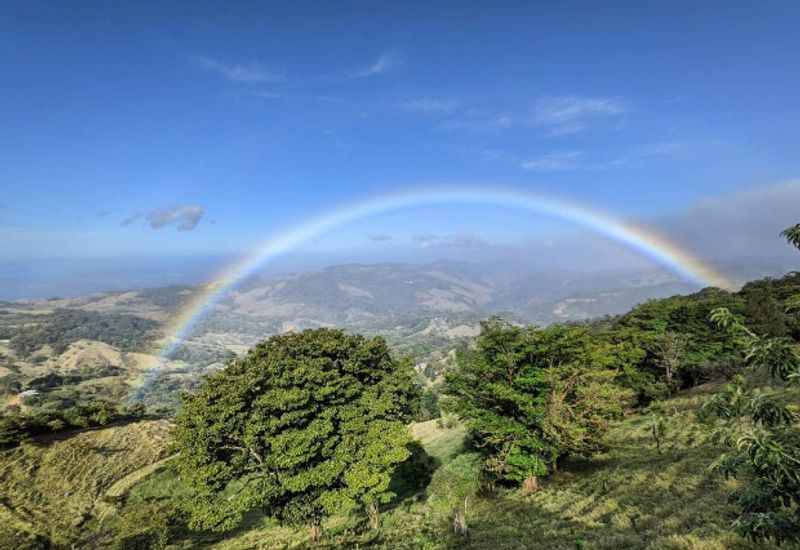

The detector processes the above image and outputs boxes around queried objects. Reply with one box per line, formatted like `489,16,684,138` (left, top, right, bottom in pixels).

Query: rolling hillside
0,387,793,549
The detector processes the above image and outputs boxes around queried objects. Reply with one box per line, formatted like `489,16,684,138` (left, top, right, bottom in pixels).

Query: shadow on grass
388,440,441,505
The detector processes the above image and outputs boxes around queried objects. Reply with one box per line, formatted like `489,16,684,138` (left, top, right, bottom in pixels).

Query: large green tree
172,329,420,541
444,318,631,490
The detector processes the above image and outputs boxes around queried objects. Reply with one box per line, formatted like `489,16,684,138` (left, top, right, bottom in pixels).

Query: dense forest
9,309,159,357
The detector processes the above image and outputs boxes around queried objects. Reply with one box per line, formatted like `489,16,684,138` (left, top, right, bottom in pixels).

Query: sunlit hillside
2,386,796,549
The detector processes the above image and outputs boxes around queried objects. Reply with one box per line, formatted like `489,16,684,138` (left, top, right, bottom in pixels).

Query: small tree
647,409,668,454
655,331,686,391
444,318,631,490
172,329,420,542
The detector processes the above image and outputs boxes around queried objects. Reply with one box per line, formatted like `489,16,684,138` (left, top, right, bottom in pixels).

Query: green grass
199,387,797,549
409,417,467,462
0,419,172,548
4,387,799,549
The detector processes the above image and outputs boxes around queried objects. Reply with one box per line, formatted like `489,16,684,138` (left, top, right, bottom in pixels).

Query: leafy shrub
702,301,800,542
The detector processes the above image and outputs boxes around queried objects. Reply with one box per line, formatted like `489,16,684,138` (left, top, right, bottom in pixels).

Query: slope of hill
170,387,792,549
5,386,790,549
0,419,172,548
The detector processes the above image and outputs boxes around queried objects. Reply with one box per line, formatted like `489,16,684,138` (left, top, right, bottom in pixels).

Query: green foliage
703,302,800,543
111,500,182,550
417,387,442,421
9,308,158,356
0,399,145,448
744,286,788,338
172,328,421,535
781,224,800,250
444,318,632,485
613,288,744,392
647,409,668,454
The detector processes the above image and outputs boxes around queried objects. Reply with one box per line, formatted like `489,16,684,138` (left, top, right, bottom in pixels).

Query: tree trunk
452,504,468,537
522,474,539,495
309,523,322,544
367,501,381,531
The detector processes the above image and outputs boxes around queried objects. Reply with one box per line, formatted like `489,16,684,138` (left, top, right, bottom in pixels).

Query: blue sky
2,1,799,267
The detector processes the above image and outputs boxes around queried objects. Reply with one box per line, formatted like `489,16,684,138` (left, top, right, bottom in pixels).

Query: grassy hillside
0,386,796,549
0,420,172,549
99,387,795,549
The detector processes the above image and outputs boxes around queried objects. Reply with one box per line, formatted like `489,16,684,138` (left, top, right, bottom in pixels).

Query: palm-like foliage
781,224,800,250
702,224,800,543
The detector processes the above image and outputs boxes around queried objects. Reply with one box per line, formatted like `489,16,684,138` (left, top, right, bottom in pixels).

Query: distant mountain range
3,258,796,409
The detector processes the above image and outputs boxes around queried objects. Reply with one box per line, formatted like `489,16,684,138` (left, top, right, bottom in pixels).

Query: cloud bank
660,180,800,263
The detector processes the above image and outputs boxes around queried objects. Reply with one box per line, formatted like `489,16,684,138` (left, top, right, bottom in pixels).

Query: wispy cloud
367,233,393,242
120,213,142,227
121,205,206,231
413,233,489,249
533,96,626,135
401,97,460,114
520,151,583,172
352,52,401,78
194,56,285,83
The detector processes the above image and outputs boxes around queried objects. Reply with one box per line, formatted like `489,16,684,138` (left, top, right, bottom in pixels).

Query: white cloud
520,151,583,172
352,52,401,78
533,96,625,135
195,56,285,83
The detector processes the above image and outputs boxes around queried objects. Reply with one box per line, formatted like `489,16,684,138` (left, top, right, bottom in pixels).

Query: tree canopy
444,318,632,487
172,328,420,536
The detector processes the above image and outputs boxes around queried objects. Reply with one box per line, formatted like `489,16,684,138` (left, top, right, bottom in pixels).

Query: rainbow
151,186,734,380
